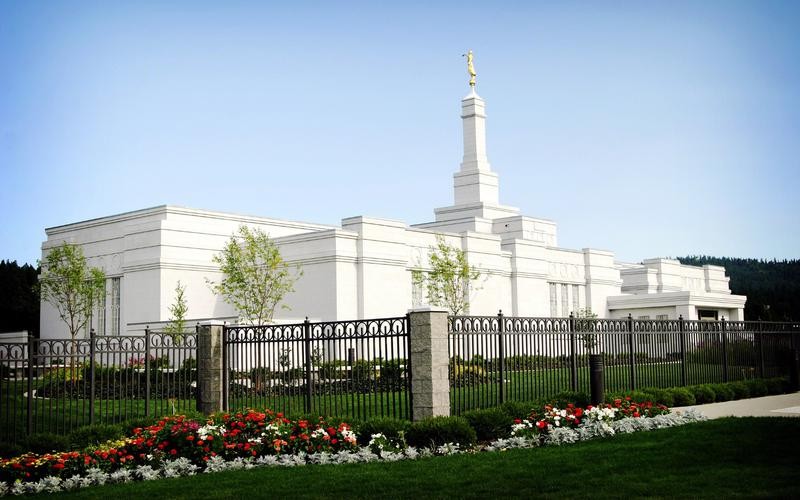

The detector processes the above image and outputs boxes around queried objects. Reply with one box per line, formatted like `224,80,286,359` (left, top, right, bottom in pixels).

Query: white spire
454,92,499,205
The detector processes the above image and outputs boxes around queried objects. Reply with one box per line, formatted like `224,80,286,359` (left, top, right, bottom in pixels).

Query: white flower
61,475,84,491
110,469,134,483
136,465,160,481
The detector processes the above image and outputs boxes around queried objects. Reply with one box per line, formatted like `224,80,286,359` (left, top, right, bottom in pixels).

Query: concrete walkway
673,392,800,419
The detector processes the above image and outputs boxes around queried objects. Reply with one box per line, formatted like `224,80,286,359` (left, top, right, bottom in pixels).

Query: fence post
221,323,228,411
497,310,505,405
303,318,313,414
89,328,96,425
26,335,34,436
757,321,765,378
627,314,636,391
197,321,225,414
408,307,450,421
144,327,151,417
589,352,605,406
568,313,577,392
679,315,687,386
721,317,729,383
405,313,413,419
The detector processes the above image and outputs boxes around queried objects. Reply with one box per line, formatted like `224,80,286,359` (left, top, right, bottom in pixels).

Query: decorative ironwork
223,317,411,421
0,329,198,444
447,312,798,415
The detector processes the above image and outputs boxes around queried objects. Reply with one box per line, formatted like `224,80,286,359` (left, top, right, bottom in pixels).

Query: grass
42,417,800,498
1,359,778,440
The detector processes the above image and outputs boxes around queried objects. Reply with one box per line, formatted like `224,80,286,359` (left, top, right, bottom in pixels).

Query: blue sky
1,0,798,266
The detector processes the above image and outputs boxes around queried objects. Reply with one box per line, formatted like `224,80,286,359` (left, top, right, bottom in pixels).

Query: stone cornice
607,292,747,309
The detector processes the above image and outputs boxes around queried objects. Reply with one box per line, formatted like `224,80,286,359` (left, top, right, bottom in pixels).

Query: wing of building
40,86,746,337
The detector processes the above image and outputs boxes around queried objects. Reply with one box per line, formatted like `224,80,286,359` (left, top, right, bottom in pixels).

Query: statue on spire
463,50,476,87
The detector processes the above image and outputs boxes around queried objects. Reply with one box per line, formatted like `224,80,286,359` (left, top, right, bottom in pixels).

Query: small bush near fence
406,416,477,448
462,408,514,441
607,377,787,407
356,418,410,446
68,424,125,450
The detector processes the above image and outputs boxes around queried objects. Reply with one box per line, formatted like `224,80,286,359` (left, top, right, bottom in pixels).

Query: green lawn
451,361,771,413
42,417,800,499
1,360,771,440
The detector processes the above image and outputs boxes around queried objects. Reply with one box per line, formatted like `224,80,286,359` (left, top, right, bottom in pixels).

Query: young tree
574,308,600,352
414,234,481,316
164,281,189,343
38,242,106,342
207,225,301,325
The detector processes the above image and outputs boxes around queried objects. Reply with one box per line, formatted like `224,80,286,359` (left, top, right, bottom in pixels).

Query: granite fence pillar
197,321,225,414
409,307,450,420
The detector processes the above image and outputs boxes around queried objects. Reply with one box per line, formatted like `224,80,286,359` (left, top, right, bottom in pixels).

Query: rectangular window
698,309,718,321
560,284,569,317
110,277,121,336
571,285,579,316
656,314,668,321
97,293,106,336
549,283,557,316
411,272,424,308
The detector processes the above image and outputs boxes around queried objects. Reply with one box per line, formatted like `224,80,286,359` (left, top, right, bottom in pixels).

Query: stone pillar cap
408,306,450,314
199,320,227,326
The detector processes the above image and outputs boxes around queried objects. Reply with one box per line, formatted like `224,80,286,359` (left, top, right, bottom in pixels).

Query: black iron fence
0,328,197,444
223,317,411,421
2,312,796,442
449,313,799,415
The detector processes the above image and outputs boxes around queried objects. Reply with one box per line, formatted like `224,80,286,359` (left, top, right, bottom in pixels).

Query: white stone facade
39,88,746,338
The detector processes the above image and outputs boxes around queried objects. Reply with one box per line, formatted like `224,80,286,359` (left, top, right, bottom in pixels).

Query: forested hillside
0,260,39,335
677,256,800,321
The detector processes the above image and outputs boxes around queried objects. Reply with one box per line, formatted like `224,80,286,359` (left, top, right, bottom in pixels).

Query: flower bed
0,401,705,496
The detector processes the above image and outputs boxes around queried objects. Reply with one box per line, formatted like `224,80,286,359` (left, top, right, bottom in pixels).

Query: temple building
39,78,746,338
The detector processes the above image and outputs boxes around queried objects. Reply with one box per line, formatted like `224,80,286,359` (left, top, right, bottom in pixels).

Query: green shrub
120,416,158,435
745,379,768,397
25,433,70,454
667,387,696,406
351,360,377,381
547,391,590,408
449,363,489,388
690,385,716,404
709,384,734,402
606,390,652,404
765,377,787,395
728,381,750,400
499,401,533,420
406,416,476,448
639,387,675,407
377,359,406,390
357,417,410,446
462,408,513,441
0,442,24,459
68,424,124,450
318,360,347,380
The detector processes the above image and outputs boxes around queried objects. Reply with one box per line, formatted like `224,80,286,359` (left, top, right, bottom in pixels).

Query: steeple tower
454,89,499,206
427,54,520,230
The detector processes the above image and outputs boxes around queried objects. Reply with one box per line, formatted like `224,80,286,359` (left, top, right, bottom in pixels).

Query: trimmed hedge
357,417,409,446
462,408,513,441
406,416,476,448
667,387,696,406
68,424,125,450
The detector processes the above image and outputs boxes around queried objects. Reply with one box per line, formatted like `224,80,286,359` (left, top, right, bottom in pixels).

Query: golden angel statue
463,50,476,87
